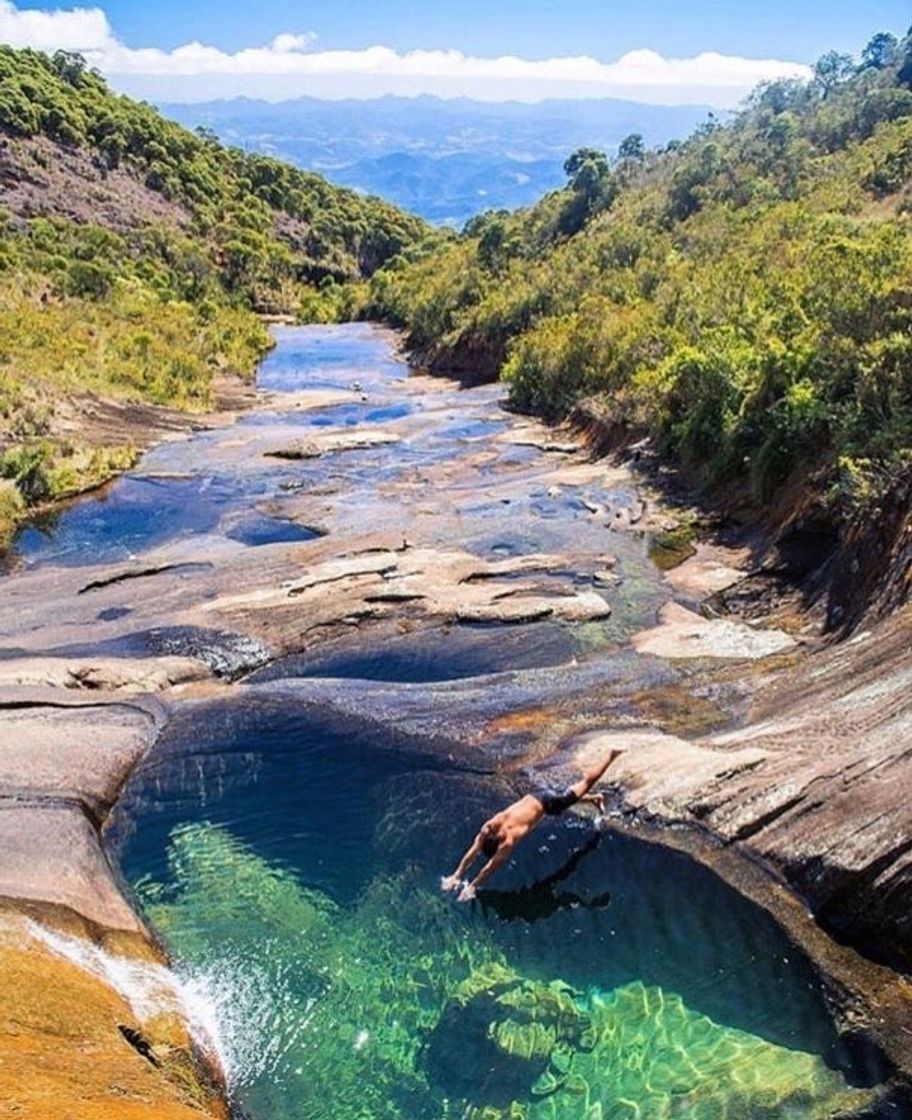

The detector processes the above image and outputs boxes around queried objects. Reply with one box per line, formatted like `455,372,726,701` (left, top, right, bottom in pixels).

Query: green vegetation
0,46,425,548
363,28,912,525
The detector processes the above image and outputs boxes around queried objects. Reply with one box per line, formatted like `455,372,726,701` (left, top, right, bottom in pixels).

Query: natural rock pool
109,697,877,1120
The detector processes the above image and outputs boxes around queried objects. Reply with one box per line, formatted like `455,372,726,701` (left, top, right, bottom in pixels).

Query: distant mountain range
158,95,715,225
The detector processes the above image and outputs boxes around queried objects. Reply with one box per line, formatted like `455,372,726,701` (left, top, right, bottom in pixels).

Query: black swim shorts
533,786,579,816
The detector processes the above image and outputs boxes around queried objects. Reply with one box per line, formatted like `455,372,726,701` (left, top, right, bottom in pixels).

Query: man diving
441,747,627,902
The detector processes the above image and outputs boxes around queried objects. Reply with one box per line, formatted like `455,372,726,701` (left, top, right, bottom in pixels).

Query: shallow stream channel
10,327,890,1117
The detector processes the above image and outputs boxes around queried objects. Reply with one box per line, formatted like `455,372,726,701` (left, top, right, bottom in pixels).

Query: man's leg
567,748,626,800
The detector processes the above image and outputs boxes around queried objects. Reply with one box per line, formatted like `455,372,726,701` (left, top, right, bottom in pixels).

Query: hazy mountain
158,95,715,225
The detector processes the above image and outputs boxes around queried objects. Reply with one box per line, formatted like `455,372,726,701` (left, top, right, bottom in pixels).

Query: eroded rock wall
0,694,227,1119
575,607,912,974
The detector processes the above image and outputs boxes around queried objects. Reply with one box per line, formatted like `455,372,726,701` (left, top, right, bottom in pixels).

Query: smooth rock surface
0,702,154,816
265,428,400,458
663,543,751,598
0,803,143,932
201,546,613,631
575,607,912,974
0,654,208,692
633,601,797,659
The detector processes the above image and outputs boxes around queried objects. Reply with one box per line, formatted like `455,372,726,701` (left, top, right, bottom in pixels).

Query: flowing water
11,325,884,1117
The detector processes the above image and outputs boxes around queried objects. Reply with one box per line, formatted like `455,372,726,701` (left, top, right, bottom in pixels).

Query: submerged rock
426,963,591,1103
265,429,400,459
140,824,877,1120
451,976,875,1119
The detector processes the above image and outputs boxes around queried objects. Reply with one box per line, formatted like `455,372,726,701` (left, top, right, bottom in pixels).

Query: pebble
593,570,621,587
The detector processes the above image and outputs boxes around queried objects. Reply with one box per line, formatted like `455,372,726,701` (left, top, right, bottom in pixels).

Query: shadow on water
222,512,319,547
107,693,887,1120
248,621,581,685
477,835,613,923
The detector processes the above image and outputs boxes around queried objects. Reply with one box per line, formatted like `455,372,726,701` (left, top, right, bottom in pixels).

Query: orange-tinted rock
0,914,226,1120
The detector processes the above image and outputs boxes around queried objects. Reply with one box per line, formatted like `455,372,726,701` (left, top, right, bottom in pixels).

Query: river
2,325,890,1118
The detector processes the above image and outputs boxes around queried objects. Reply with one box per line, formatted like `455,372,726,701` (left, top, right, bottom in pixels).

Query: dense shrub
367,25,912,515
0,45,426,545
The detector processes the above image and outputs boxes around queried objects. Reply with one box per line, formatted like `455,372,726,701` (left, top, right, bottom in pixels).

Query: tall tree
813,51,855,98
860,31,898,70
899,27,912,88
618,133,646,162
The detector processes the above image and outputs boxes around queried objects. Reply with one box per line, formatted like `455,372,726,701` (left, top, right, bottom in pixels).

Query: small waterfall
27,920,228,1076
165,951,322,1092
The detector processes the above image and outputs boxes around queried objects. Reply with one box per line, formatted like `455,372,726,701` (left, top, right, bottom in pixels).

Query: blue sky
2,0,909,104
15,0,908,59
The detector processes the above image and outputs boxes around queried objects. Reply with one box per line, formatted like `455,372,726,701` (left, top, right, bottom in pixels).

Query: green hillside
0,46,426,544
363,29,912,534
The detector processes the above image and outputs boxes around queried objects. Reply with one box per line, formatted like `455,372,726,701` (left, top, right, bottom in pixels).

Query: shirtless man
441,748,626,902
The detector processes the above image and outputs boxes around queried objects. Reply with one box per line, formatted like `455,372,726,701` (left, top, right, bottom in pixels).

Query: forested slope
363,29,912,623
0,46,425,545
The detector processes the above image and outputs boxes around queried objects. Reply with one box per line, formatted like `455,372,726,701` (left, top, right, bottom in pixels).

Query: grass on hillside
352,30,912,528
0,45,427,551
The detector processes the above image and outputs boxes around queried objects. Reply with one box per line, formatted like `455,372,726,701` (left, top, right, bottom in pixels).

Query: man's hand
457,882,476,903
440,874,462,893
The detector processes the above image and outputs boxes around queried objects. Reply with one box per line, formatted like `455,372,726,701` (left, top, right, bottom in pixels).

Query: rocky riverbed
0,324,910,1117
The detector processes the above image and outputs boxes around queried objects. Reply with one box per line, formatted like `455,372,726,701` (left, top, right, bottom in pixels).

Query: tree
899,28,912,88
695,112,722,137
558,149,615,235
194,125,220,146
764,112,797,154
51,50,87,85
860,31,898,70
752,78,807,115
478,218,511,271
812,51,855,98
563,147,608,180
618,133,646,162
563,148,610,199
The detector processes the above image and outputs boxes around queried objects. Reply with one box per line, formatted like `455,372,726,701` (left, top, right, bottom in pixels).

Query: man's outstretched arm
458,843,513,901
441,834,483,891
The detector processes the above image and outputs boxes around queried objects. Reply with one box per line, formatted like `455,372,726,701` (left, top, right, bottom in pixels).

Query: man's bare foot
592,792,605,814
457,883,476,903
440,874,462,892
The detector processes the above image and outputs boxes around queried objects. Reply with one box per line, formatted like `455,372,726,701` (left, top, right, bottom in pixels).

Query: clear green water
110,701,878,1120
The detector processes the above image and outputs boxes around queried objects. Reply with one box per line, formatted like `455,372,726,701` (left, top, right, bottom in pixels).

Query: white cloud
270,33,316,53
0,0,810,106
0,0,111,51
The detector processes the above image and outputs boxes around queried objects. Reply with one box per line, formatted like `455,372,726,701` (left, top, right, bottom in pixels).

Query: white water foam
170,945,322,1091
26,920,228,1076
27,919,311,1094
